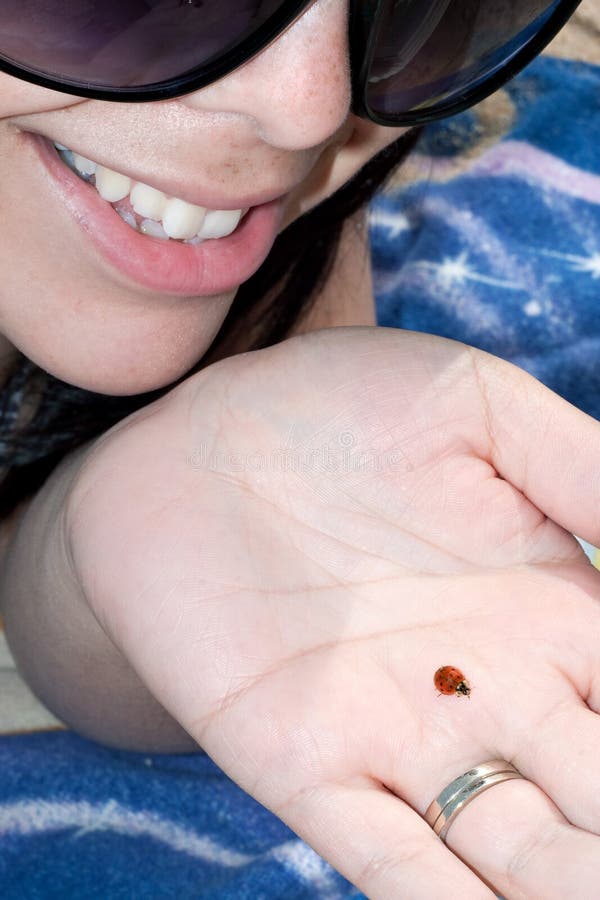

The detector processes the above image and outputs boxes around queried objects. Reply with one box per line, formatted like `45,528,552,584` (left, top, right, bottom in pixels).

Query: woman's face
0,0,406,395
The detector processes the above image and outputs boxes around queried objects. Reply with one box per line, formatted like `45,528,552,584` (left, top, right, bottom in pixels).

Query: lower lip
30,133,284,297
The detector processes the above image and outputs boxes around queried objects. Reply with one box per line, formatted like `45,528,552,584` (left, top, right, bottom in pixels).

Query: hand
65,326,600,899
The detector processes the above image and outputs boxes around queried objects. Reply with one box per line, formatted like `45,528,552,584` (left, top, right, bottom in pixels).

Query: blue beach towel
1,54,599,898
371,56,600,421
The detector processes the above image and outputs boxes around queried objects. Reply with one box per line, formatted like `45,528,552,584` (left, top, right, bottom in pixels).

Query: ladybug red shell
434,665,471,698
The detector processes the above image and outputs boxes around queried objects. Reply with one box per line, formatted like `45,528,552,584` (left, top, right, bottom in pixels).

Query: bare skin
2,1,600,897
0,0,385,556
50,326,600,899
0,0,404,396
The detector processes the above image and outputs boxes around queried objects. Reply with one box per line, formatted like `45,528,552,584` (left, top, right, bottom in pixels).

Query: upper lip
41,133,293,211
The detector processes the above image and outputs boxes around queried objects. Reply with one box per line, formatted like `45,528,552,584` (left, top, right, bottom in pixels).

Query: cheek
0,135,237,395
334,119,412,185
282,119,411,227
0,73,83,117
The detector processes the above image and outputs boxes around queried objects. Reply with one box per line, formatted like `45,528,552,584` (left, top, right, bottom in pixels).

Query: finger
277,778,496,900
470,348,600,548
515,704,600,834
441,776,600,900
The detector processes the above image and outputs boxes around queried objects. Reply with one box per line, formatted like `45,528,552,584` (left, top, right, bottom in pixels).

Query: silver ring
424,759,524,842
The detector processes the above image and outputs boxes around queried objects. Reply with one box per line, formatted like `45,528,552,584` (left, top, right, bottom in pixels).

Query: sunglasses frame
0,0,314,101
350,0,583,126
0,0,583,126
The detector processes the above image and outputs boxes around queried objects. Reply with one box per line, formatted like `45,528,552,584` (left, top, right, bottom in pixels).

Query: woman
1,1,599,896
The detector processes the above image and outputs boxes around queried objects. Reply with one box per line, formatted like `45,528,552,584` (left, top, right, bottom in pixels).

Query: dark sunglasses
0,0,582,125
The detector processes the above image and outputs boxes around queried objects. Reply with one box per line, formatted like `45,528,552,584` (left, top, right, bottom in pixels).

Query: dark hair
0,127,422,521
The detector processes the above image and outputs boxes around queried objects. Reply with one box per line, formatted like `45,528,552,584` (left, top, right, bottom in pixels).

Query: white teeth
184,233,205,246
130,183,167,220
53,140,246,242
94,165,132,202
197,208,242,240
140,219,170,240
73,153,97,177
161,197,206,240
116,207,137,229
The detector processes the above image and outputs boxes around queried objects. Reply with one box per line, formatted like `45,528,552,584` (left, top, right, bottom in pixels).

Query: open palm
67,327,600,899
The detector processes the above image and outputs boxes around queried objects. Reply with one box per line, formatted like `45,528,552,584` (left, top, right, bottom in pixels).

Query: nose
176,0,352,150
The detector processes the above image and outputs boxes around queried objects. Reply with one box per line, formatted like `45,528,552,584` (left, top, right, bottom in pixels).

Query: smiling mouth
53,140,250,244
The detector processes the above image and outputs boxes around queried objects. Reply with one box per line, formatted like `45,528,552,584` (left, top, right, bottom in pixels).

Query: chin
6,298,231,397
58,371,182,397
16,339,211,397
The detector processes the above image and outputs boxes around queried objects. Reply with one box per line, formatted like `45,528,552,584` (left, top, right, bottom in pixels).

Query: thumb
472,348,600,549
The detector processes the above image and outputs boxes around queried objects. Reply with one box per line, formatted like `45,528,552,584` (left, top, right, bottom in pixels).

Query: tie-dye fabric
1,54,599,898
371,56,600,421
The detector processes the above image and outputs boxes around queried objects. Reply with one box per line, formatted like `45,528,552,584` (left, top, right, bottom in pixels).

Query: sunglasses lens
365,0,565,120
0,0,287,90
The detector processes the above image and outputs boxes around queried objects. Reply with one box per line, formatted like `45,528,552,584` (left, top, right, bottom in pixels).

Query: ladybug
434,666,471,698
